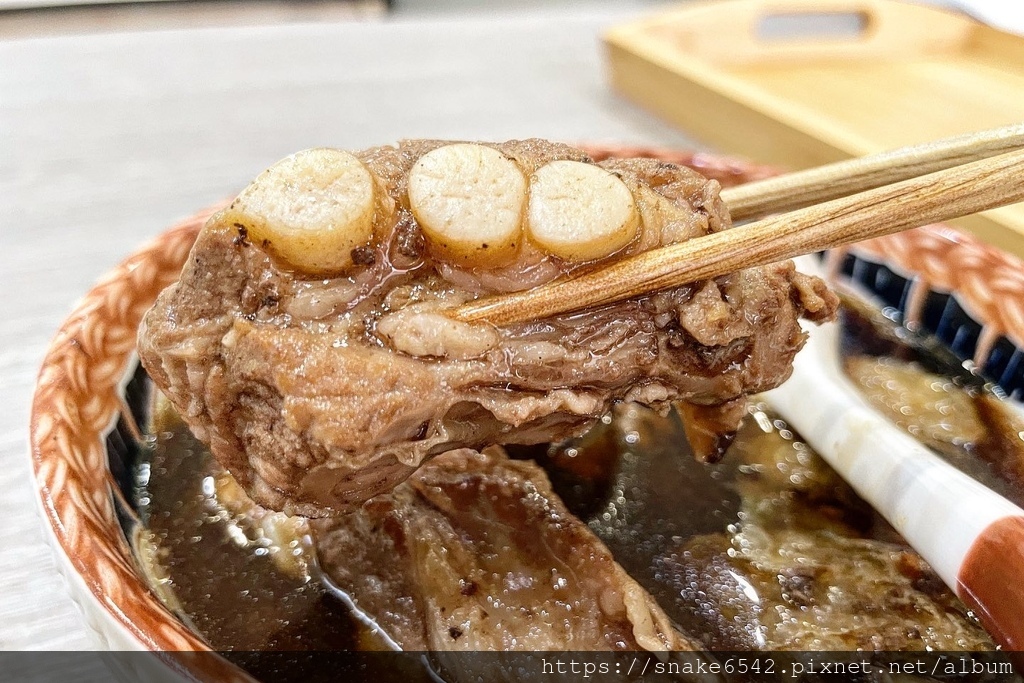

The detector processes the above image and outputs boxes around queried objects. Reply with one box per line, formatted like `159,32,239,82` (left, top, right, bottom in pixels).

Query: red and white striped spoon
765,260,1024,651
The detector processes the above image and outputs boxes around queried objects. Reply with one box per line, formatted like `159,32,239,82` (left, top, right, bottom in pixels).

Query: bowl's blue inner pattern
847,255,915,315
835,250,1024,401
986,337,1024,398
107,364,151,537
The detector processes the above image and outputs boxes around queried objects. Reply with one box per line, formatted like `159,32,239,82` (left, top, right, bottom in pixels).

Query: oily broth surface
141,398,366,651
133,294,1022,662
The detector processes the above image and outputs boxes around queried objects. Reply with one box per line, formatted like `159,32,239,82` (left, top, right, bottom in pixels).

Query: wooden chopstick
452,148,1024,327
722,122,1024,221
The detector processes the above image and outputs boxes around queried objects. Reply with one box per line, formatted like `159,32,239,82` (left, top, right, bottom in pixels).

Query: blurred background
2,0,1023,653
0,0,1021,36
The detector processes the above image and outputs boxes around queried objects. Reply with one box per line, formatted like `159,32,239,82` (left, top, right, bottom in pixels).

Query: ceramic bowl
28,147,1024,679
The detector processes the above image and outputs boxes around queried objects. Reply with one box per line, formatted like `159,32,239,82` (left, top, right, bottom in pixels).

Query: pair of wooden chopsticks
453,123,1024,326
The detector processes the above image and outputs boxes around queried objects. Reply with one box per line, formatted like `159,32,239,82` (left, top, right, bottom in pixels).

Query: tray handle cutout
756,8,868,43
646,0,974,65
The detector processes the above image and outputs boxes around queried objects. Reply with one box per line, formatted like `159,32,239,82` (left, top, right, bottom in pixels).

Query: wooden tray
604,0,1024,257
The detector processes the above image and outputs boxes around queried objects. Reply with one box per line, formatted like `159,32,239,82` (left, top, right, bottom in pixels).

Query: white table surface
0,6,701,651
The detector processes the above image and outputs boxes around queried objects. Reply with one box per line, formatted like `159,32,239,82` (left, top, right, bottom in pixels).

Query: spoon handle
764,298,1024,651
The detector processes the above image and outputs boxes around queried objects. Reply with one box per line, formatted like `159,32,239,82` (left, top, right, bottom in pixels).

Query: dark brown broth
134,293,1024,659
839,299,1024,507
142,402,363,652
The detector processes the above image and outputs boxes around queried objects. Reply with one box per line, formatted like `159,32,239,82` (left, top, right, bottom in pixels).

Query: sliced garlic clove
527,160,639,262
227,148,377,276
407,143,526,267
376,306,500,360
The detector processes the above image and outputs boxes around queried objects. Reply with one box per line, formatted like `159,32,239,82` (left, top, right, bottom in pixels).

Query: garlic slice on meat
408,143,527,267
227,148,378,276
527,160,639,262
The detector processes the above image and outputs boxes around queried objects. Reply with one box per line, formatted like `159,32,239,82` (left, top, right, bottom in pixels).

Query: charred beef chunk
311,447,702,653
139,139,837,516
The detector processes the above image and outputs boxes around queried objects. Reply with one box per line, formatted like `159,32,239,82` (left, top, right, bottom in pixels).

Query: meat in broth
138,139,836,517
